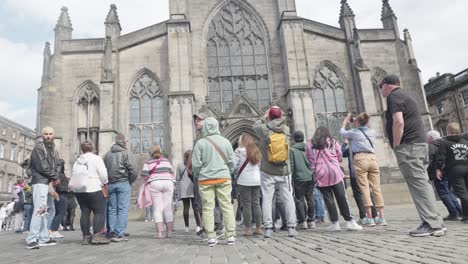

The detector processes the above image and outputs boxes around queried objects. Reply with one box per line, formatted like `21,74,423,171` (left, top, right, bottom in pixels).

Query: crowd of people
2,74,467,250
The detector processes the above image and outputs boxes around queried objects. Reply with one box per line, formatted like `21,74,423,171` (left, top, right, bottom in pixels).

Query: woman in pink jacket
305,127,362,231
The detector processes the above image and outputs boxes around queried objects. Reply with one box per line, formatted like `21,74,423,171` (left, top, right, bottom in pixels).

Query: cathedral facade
37,0,431,183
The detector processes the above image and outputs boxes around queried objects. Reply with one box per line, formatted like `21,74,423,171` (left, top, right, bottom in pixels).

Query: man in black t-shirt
381,75,445,237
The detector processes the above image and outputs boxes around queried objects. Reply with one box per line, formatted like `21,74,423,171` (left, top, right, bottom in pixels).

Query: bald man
25,127,60,249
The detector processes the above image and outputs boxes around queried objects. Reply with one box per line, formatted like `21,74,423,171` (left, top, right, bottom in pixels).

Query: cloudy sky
0,0,466,130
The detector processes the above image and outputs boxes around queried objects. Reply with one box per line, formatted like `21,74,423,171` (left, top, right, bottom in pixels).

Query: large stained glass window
207,1,271,113
312,63,348,139
129,73,165,154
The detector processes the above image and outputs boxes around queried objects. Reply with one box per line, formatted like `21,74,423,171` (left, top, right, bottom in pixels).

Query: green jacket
192,117,235,181
253,117,290,176
290,143,313,182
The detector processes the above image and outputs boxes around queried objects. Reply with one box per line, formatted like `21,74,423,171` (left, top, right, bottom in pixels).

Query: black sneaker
26,241,40,250
38,239,57,247
443,215,461,221
409,223,431,237
461,217,468,224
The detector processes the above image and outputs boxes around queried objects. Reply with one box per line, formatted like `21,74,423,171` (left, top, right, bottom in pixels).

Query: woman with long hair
340,113,386,226
305,127,362,231
142,145,176,238
176,150,202,232
234,133,263,236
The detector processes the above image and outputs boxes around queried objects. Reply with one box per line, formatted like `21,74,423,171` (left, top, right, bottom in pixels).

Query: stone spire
381,0,399,38
42,42,51,84
339,0,355,20
54,7,73,53
101,37,113,82
105,4,121,47
403,29,417,66
339,0,356,41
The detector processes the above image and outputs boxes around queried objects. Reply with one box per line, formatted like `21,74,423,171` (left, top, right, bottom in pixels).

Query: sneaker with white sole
39,239,57,247
375,218,387,226
361,218,376,227
26,241,40,250
264,228,273,238
297,222,308,230
196,226,201,233
288,228,298,237
227,236,235,245
185,227,189,233
208,237,218,247
327,221,341,231
49,231,64,238
345,219,363,231
307,221,316,229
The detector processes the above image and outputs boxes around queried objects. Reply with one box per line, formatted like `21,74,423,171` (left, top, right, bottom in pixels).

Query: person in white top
233,133,262,236
71,141,110,245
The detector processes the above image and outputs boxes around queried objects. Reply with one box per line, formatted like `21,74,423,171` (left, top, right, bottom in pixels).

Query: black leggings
318,181,353,223
75,191,106,236
181,198,201,227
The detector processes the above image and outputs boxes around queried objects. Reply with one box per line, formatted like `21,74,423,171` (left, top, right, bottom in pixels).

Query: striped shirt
142,158,175,182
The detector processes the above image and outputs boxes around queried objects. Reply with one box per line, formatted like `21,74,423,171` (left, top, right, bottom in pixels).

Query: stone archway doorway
222,119,259,150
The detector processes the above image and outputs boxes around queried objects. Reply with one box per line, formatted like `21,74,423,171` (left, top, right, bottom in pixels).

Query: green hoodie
290,142,313,182
191,117,235,181
253,117,290,176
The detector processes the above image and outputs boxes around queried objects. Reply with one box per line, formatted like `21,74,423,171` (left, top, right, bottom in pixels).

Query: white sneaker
327,221,341,231
345,219,363,231
49,231,64,238
185,227,189,233
297,222,308,230
307,221,316,229
227,236,235,245
208,237,218,247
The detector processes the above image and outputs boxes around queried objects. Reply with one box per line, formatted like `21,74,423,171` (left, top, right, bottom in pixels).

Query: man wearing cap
381,75,445,237
253,106,297,238
26,127,60,249
290,131,315,230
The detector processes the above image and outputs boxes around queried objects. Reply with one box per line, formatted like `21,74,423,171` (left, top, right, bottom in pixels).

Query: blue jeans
26,184,50,244
108,182,131,237
50,194,68,231
435,177,462,217
314,187,325,220
23,204,34,231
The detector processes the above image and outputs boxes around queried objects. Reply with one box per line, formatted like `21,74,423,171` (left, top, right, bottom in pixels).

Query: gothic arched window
312,63,348,139
76,81,100,152
207,1,271,113
129,72,165,154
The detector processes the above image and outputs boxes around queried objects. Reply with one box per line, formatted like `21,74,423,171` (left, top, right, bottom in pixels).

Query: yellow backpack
267,128,289,164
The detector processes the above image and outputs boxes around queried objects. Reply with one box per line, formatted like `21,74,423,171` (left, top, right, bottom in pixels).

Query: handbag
136,159,160,209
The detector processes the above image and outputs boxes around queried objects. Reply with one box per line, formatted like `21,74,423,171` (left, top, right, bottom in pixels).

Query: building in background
424,68,468,136
0,115,36,201
37,0,430,183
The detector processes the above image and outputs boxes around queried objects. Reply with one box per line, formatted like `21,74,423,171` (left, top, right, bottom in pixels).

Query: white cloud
0,100,36,130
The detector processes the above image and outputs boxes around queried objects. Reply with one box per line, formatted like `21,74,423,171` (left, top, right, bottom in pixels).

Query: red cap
269,106,282,120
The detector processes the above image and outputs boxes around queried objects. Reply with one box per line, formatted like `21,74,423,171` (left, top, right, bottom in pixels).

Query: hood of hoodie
267,118,286,133
445,135,463,143
431,138,443,148
201,117,221,138
111,143,127,153
292,142,306,151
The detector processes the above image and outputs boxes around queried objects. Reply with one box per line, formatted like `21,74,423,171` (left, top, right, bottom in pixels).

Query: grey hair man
380,75,445,237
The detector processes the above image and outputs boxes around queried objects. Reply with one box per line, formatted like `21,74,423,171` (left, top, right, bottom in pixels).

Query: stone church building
37,0,431,183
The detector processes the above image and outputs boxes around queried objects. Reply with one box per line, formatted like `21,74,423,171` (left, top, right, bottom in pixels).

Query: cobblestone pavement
1,203,467,264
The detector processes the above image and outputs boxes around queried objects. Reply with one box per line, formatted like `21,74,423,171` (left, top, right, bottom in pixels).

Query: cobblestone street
0,203,467,264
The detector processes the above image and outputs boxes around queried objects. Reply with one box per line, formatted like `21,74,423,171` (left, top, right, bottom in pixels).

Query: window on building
206,1,271,113
129,73,165,154
436,102,443,114
312,63,348,139
17,148,23,163
7,176,14,193
440,126,448,137
463,90,468,106
76,81,100,153
12,132,16,139
1,128,5,135
10,145,16,160
0,143,4,159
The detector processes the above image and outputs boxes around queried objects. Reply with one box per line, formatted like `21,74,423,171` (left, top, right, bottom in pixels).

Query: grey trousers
393,143,443,228
238,185,262,228
261,172,297,228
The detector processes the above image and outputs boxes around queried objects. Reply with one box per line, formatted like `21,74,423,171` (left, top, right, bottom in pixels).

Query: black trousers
75,191,106,236
294,180,315,223
349,176,377,219
181,198,201,227
448,165,468,218
319,181,352,222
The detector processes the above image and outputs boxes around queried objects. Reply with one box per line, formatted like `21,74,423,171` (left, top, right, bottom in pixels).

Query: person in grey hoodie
253,106,297,238
191,117,236,247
